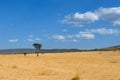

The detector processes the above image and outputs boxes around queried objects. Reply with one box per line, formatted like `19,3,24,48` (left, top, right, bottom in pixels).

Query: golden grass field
0,51,120,80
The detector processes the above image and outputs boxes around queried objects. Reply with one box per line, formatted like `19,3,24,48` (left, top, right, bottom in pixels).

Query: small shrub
71,75,80,80
110,61,118,63
12,65,18,69
23,52,27,56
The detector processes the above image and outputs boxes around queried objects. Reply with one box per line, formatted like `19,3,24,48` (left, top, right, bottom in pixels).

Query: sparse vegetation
71,75,80,80
12,65,18,69
23,52,27,56
33,43,42,56
110,61,118,63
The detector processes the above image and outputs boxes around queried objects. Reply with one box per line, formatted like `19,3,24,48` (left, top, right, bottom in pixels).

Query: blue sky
0,0,120,49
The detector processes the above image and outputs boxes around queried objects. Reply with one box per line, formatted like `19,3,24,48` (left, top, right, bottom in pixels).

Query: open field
0,51,120,80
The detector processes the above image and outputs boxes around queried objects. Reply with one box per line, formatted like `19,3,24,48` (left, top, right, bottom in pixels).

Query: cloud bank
27,35,41,42
52,28,119,42
8,39,18,43
62,7,120,26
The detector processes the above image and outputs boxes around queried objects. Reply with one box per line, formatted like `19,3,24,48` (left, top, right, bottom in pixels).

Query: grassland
0,51,120,80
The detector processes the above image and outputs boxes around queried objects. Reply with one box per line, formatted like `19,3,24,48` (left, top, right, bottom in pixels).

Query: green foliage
33,43,42,56
33,43,42,49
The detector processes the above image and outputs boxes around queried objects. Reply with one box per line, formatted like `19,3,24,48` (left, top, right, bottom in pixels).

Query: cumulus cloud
52,32,94,42
62,12,98,26
51,28,119,42
75,32,95,39
61,7,120,26
8,39,18,43
66,32,95,39
27,35,41,42
35,38,41,41
72,39,78,42
28,35,34,38
97,7,120,26
86,28,119,35
27,38,34,42
52,34,66,41
62,29,68,32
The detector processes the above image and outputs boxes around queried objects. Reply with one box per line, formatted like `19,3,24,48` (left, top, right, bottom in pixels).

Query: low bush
71,75,80,80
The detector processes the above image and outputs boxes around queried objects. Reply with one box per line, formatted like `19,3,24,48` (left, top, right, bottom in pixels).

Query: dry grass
0,51,120,80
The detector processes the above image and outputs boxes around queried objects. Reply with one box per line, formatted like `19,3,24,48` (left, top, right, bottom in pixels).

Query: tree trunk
37,53,39,56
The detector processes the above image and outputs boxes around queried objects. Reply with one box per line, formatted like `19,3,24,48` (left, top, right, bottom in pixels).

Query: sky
0,0,120,49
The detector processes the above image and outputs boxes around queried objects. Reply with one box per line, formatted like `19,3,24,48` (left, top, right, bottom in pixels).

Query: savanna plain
0,51,120,80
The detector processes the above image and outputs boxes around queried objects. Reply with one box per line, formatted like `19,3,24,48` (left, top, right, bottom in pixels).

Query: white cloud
67,35,74,38
27,38,41,42
35,38,41,41
114,21,120,26
51,28,119,42
61,7,120,26
8,39,18,43
62,12,98,26
97,7,120,26
62,29,68,32
76,32,95,39
27,35,41,42
52,34,66,41
27,38,34,42
72,39,78,42
86,28,119,35
67,32,95,39
52,32,94,42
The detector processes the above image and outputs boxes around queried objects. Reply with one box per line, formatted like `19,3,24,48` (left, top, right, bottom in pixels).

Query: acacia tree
33,43,42,56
